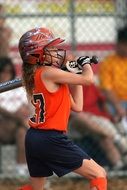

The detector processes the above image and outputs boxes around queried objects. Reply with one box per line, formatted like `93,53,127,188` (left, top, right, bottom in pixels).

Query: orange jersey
29,67,71,132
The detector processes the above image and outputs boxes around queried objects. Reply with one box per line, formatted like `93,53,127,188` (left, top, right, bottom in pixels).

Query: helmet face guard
43,47,66,68
18,27,65,66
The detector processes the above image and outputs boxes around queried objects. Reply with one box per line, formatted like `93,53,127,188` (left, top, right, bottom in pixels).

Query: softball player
18,27,107,190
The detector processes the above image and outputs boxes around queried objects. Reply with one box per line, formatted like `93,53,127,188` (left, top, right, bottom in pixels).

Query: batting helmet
18,27,65,65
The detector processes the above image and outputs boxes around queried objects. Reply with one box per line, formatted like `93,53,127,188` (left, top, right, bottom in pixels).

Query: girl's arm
69,85,83,112
43,64,94,85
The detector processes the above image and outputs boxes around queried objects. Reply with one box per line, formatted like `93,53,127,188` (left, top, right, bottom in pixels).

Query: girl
18,27,107,190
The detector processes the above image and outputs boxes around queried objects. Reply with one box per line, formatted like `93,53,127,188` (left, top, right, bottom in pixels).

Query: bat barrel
0,78,22,93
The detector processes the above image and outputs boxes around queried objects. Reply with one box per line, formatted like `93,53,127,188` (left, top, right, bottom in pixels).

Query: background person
0,4,12,57
0,56,29,176
99,25,127,134
69,83,127,170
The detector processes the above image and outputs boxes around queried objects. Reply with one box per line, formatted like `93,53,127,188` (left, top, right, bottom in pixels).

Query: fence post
69,0,76,51
115,0,127,28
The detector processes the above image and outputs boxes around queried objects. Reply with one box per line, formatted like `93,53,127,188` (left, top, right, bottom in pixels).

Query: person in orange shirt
99,25,127,123
18,27,107,190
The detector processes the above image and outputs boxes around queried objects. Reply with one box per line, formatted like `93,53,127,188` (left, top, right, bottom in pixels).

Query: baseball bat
0,78,23,93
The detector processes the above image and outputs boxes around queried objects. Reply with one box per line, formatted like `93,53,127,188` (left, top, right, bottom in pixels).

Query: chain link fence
0,0,127,181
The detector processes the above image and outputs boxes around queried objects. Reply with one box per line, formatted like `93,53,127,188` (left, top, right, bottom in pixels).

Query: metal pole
124,0,127,26
69,0,76,51
115,0,127,28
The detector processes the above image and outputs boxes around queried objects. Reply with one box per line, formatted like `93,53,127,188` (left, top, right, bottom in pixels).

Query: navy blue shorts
25,128,90,177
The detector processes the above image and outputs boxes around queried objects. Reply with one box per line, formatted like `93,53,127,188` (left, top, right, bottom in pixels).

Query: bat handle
90,56,99,64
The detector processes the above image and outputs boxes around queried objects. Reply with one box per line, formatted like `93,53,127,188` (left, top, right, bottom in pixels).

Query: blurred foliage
2,0,115,15
76,0,115,14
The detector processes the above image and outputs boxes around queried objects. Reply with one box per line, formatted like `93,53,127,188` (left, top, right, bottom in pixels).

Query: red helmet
18,27,65,65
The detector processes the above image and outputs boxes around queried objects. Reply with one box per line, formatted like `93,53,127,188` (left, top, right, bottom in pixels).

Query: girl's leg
18,177,46,190
30,177,46,190
74,159,107,190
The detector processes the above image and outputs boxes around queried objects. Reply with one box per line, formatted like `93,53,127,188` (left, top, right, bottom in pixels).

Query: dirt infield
0,178,127,190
